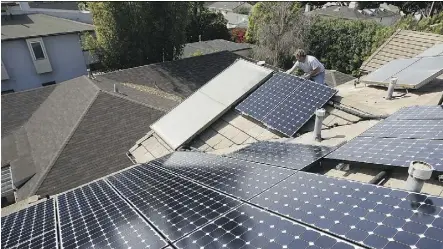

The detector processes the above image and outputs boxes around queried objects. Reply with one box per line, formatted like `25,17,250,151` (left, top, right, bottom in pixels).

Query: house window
30,41,46,60
42,81,56,86
1,89,15,95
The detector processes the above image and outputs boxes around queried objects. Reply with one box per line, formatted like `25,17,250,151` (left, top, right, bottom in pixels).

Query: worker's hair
295,49,307,57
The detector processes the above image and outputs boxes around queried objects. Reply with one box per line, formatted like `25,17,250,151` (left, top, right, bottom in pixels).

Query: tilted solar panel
416,43,443,57
175,203,361,249
360,119,443,140
387,105,443,120
107,164,241,241
1,199,57,249
251,171,443,249
225,141,333,170
325,136,443,171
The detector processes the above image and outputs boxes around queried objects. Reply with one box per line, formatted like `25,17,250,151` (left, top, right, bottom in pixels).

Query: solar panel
236,72,304,121
251,171,443,249
1,199,56,249
151,59,273,150
175,203,360,249
360,119,443,140
57,180,167,249
416,44,443,57
391,56,443,89
387,106,443,120
226,141,334,170
325,136,443,171
149,151,295,200
106,164,241,241
362,58,419,84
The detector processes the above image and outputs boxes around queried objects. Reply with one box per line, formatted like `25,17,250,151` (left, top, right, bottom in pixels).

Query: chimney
305,4,311,12
114,83,119,93
404,161,433,193
199,35,202,42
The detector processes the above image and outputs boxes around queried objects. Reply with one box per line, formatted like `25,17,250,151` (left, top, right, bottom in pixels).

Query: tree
85,2,189,71
248,2,313,68
186,2,230,43
234,6,251,15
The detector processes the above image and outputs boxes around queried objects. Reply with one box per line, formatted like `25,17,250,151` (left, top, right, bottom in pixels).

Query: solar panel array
326,106,443,171
251,171,443,249
361,56,443,89
3,145,443,249
236,72,337,136
225,141,334,170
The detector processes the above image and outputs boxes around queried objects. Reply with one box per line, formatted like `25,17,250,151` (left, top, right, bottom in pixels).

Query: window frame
29,41,46,60
26,38,49,61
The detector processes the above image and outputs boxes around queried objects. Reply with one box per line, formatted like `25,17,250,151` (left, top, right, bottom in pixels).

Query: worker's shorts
310,71,326,86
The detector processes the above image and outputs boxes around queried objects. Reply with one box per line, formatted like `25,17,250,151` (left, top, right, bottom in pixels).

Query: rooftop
1,13,94,41
28,1,80,10
182,39,253,58
1,76,168,200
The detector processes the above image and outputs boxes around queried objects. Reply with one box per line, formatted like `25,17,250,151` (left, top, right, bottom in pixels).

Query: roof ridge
28,89,100,197
32,13,94,28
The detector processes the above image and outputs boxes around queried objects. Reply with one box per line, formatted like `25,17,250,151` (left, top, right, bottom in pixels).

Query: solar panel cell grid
226,141,333,170
251,172,443,249
175,204,361,249
57,180,166,249
387,106,443,120
360,119,443,140
1,199,56,249
8,230,57,249
325,137,443,171
107,164,241,241
262,81,337,136
150,151,295,200
236,73,304,121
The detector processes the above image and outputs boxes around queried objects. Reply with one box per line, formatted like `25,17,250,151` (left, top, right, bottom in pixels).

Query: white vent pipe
386,77,398,100
404,161,433,193
314,108,326,141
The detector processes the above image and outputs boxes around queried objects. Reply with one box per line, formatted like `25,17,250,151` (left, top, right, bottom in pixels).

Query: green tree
186,2,230,43
85,2,189,71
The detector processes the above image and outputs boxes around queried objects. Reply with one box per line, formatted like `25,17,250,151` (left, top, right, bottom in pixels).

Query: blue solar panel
360,119,443,140
149,151,295,200
236,72,304,121
107,164,241,241
325,137,443,171
225,141,334,170
251,171,443,249
57,180,167,249
236,72,336,137
175,203,360,249
262,80,337,136
387,106,443,120
1,199,56,249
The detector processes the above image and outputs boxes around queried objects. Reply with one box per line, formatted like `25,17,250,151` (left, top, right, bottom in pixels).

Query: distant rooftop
28,1,80,10
1,13,94,41
207,1,252,12
182,39,253,58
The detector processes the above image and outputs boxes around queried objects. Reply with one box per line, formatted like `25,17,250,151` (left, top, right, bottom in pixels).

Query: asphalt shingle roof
95,51,245,98
1,13,94,41
28,1,80,10
182,40,252,58
2,76,166,200
1,85,56,138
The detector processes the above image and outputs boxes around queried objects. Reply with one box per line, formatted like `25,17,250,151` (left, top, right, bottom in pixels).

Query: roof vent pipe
257,61,266,66
386,77,398,100
404,161,433,193
314,108,326,141
114,84,119,93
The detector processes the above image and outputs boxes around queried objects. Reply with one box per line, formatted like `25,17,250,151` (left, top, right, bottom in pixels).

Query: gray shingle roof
1,85,56,138
28,1,80,10
95,51,245,98
1,76,166,200
182,40,252,58
1,14,94,41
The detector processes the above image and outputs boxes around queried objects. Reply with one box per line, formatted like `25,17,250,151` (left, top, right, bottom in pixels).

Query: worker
286,49,326,85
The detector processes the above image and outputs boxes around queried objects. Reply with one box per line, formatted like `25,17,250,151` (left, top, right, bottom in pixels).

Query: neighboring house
360,29,443,74
28,1,80,10
223,12,249,29
1,75,175,205
182,39,253,58
1,13,94,93
207,1,252,14
306,5,401,26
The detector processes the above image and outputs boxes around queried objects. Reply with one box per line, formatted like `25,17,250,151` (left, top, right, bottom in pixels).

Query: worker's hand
302,73,310,79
